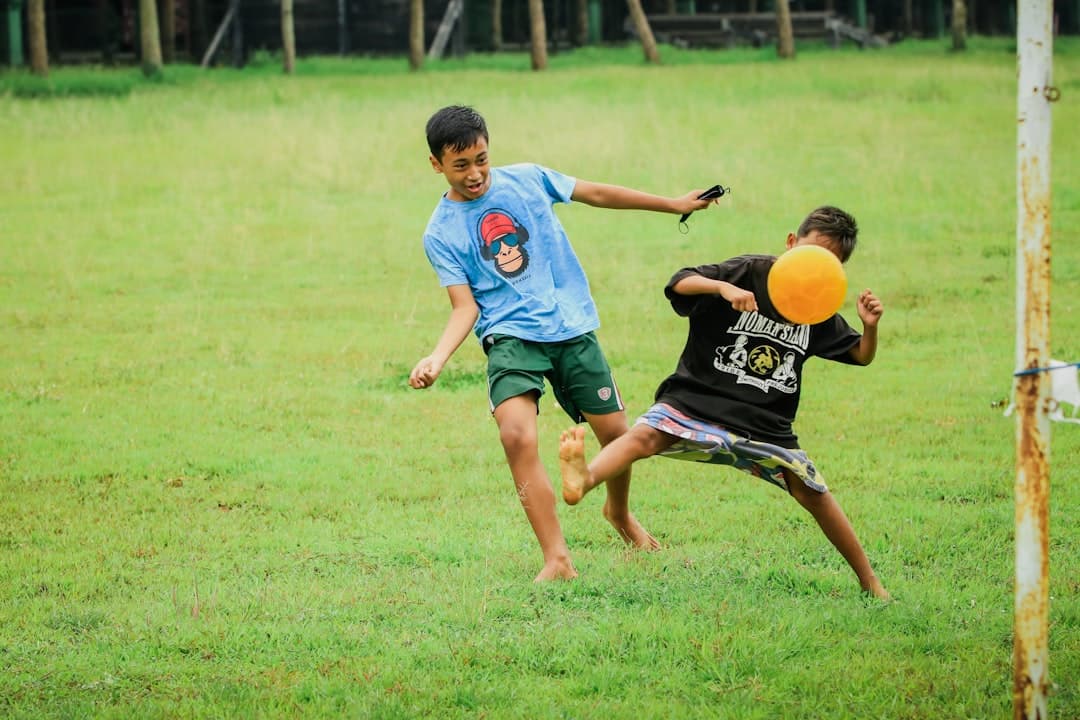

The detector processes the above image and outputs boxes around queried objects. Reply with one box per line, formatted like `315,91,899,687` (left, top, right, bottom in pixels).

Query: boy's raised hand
856,289,884,327
409,355,445,389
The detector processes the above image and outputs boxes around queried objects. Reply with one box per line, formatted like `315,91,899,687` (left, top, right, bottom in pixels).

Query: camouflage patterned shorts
635,403,828,494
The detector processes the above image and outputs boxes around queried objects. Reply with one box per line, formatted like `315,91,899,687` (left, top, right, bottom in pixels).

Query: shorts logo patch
597,387,612,401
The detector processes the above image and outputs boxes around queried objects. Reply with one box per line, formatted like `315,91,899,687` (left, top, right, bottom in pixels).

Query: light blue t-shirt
422,163,600,343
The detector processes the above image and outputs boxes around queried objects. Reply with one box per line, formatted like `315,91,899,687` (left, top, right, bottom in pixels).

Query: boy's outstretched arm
670,274,758,312
848,288,883,366
571,180,717,216
409,284,479,389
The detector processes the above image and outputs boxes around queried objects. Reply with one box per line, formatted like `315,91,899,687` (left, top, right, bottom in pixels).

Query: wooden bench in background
638,11,888,49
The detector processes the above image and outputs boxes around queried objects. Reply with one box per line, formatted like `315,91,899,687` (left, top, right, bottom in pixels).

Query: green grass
1,41,1079,718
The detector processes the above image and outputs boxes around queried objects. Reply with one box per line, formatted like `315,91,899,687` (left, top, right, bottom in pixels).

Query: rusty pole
1014,0,1054,716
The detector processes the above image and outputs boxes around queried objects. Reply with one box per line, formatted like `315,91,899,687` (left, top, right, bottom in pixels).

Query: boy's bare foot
603,504,661,550
534,558,578,582
863,575,891,601
559,427,590,505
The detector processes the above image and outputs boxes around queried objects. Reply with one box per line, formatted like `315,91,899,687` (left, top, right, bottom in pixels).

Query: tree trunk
337,0,348,54
528,0,547,70
281,0,296,72
625,0,659,63
160,0,175,62
902,0,913,35
408,0,423,69
950,0,967,49
493,0,504,50
138,0,163,75
28,0,48,75
574,0,587,45
775,0,795,58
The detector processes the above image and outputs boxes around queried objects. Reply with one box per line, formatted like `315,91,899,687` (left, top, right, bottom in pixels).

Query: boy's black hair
426,105,489,160
797,206,858,262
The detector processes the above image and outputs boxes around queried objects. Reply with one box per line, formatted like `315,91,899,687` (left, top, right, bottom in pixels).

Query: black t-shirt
654,254,862,448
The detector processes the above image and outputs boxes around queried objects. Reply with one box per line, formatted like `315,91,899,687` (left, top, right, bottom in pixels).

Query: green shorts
482,332,624,422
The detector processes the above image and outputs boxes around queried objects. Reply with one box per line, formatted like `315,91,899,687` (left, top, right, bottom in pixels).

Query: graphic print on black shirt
713,311,812,395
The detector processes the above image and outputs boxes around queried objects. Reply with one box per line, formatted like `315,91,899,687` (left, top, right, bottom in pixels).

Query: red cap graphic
480,212,516,247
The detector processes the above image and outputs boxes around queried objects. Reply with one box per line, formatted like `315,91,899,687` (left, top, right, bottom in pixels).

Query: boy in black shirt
558,206,889,599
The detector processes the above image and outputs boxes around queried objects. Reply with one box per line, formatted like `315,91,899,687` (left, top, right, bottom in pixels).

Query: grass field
2,39,1079,718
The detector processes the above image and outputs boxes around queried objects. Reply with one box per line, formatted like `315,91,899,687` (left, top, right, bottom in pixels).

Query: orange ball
767,245,847,325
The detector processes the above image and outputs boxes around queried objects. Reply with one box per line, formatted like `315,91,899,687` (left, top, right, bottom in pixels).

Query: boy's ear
429,154,443,173
785,232,797,250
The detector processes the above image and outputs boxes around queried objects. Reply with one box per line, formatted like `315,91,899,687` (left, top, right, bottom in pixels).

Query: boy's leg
784,471,889,599
494,393,577,582
561,420,678,502
578,411,659,549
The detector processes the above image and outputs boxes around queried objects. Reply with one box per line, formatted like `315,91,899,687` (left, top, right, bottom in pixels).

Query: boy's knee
499,423,538,455
585,412,629,447
785,472,820,503
624,426,670,459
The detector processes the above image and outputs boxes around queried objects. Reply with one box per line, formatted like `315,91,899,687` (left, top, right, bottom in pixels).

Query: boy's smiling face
430,138,491,202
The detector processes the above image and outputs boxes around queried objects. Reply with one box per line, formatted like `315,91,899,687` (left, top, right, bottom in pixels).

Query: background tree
408,0,424,69
27,0,47,75
574,0,587,45
282,0,296,72
776,0,795,58
951,0,967,49
528,0,547,70
138,0,163,75
625,0,659,63
493,0,504,50
626,0,656,62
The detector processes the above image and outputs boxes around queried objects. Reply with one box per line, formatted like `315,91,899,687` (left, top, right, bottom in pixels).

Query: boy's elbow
849,349,875,366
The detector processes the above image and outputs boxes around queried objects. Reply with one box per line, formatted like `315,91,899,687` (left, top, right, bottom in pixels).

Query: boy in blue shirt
558,206,890,598
409,105,717,581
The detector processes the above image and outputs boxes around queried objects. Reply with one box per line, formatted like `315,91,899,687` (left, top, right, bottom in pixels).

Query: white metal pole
1014,0,1054,716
